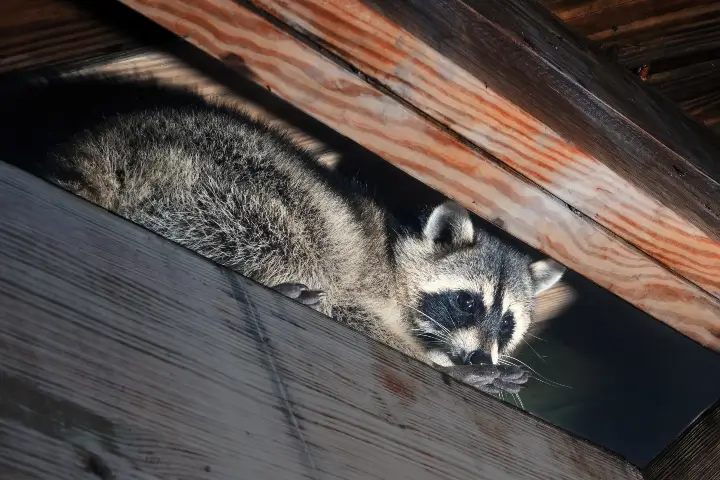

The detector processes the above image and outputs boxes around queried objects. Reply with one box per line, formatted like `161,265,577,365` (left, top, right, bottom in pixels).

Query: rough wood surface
0,0,172,74
537,0,720,137
109,0,720,351
0,161,644,479
249,0,720,301
643,401,720,480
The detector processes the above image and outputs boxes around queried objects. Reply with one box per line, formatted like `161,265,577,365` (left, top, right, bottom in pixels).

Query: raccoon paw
272,283,326,311
442,364,529,395
491,364,530,395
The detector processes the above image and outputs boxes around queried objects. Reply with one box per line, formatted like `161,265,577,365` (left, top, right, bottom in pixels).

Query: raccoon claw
272,283,326,311
443,364,529,396
488,364,530,395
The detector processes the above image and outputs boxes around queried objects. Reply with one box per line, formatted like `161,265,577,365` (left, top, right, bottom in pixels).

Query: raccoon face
403,201,565,367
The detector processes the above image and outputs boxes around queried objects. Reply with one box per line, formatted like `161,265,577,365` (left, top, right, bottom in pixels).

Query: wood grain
536,0,720,137
0,0,171,74
585,2,720,66
0,161,644,479
250,0,720,300
111,0,720,350
643,401,720,480
355,0,720,240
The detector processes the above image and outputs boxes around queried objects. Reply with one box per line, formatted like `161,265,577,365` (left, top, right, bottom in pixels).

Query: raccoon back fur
0,75,566,394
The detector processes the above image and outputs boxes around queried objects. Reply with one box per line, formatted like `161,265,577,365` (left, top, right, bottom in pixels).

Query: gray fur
1,75,565,394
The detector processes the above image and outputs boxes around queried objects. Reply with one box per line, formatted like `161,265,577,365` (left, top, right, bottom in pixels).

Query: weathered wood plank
0,161,644,479
647,59,720,103
643,401,720,480
111,0,720,350
248,0,720,301
584,2,720,66
0,0,172,74
535,0,720,140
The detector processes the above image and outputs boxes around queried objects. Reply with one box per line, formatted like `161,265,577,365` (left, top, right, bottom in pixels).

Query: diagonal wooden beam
110,0,720,349
0,160,645,480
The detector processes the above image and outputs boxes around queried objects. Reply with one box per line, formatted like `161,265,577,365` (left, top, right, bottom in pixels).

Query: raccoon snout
452,350,493,366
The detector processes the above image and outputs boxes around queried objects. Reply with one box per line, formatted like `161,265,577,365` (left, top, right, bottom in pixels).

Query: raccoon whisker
441,301,458,330
409,328,454,347
500,355,572,389
498,358,561,389
526,333,547,342
410,327,452,344
399,302,453,337
514,393,525,410
522,338,546,363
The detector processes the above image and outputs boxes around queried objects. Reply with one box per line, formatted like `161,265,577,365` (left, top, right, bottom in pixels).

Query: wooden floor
538,0,720,135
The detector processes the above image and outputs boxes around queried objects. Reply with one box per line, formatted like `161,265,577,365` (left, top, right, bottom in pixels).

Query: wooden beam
0,161,643,479
107,0,720,350
643,401,720,480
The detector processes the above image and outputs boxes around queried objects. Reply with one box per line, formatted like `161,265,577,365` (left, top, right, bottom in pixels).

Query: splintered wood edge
0,160,644,479
112,0,720,351
251,0,720,301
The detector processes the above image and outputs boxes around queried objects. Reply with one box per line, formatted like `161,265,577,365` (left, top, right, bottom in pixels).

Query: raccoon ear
423,201,474,246
530,259,565,295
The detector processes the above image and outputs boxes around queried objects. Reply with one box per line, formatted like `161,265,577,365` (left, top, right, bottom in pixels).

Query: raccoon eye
500,313,515,336
455,292,475,313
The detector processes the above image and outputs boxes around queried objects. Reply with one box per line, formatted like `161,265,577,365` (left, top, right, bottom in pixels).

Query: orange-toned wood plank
239,0,720,300
113,0,720,349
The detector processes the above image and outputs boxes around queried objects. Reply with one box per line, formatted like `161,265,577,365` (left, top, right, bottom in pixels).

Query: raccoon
0,75,566,395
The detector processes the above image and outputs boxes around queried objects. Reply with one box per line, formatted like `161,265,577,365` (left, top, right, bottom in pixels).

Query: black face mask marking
416,289,518,352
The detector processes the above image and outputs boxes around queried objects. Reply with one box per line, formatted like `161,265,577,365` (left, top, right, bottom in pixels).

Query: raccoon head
396,201,565,367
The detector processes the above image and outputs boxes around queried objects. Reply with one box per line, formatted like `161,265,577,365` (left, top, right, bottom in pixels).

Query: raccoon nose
464,350,492,365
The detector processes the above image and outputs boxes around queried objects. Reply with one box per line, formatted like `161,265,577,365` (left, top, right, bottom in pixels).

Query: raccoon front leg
272,283,326,312
441,364,529,395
